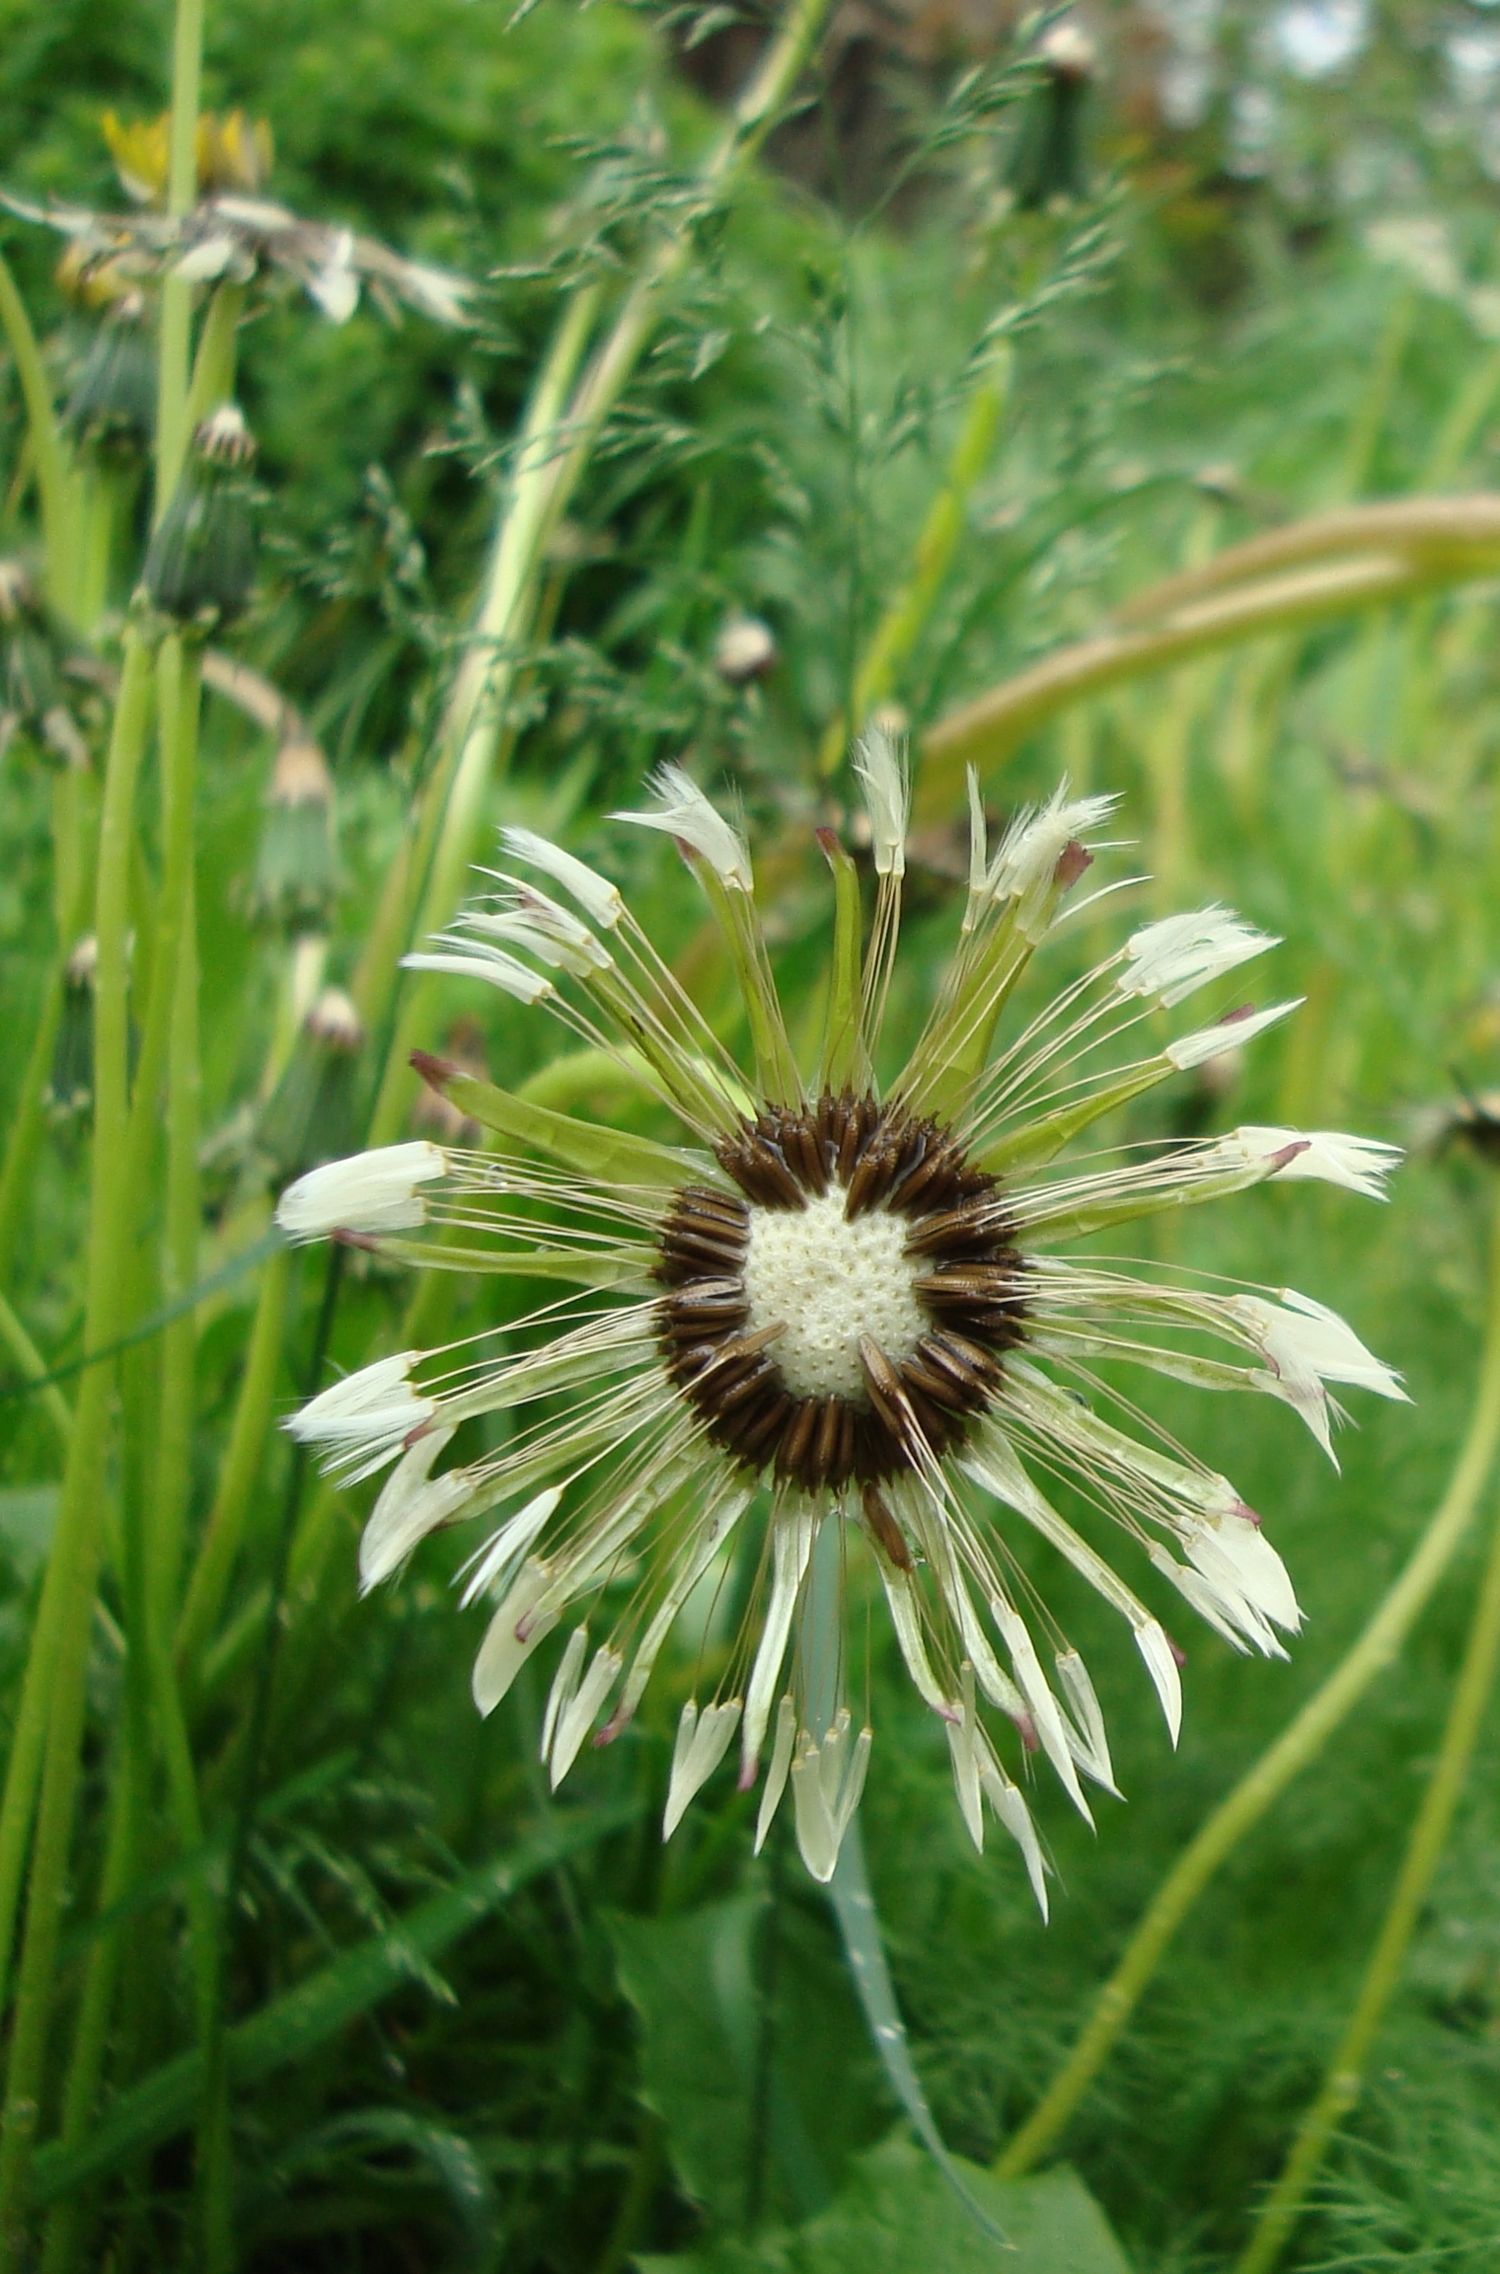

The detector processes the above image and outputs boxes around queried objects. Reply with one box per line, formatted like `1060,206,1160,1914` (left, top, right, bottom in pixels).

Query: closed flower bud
248,731,338,932
1007,17,1098,212
47,936,100,1123
259,982,366,1177
142,403,258,633
65,295,156,460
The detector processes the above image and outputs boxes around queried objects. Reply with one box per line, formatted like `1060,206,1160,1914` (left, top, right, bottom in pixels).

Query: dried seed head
655,1094,1026,1491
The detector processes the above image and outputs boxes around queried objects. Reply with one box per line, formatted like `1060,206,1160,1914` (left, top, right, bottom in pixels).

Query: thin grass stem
995,1185,1500,2182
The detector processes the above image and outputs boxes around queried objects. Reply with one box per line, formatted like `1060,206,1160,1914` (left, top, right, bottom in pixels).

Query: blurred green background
7,2,1500,2268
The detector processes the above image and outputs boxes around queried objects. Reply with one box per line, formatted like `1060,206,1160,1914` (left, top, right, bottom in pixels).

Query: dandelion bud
713,612,776,684
47,935,99,1123
259,983,366,1177
1007,16,1098,212
248,731,338,932
65,294,156,460
142,403,258,633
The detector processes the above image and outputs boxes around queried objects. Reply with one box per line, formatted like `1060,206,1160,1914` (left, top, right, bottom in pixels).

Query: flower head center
653,1094,1029,1493
742,1190,926,1402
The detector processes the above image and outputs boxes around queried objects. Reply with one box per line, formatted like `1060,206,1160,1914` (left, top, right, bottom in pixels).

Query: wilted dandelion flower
6,109,470,328
280,738,1404,1895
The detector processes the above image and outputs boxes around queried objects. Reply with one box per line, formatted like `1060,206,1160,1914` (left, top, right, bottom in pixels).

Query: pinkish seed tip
410,1048,459,1090
1053,838,1093,890
1234,1499,1263,1527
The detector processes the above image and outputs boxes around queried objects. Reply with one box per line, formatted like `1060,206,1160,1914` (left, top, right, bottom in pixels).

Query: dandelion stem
1234,1264,1500,2268
197,1250,345,2274
0,634,155,2264
995,1185,1500,2183
0,768,96,1286
357,276,601,1129
127,644,220,2061
0,249,73,609
0,962,71,1285
918,498,1500,811
183,281,246,434
36,1726,141,2274
156,0,206,509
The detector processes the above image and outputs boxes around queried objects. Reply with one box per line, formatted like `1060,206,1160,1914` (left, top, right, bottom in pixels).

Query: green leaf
636,2131,1135,2274
609,1893,884,2230
29,1802,635,2205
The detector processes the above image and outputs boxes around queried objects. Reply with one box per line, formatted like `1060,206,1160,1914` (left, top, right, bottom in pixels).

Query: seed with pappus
279,739,1405,1892
143,404,258,633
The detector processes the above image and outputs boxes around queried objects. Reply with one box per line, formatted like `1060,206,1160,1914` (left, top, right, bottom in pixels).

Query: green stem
35,1726,141,2274
176,1243,290,1675
917,497,1500,813
995,1187,1500,2182
0,634,155,2265
0,766,94,1289
364,0,830,1146
132,646,218,2043
74,465,117,636
151,862,201,1651
0,248,73,608
155,0,205,513
359,279,601,1138
920,553,1500,813
183,282,245,434
1235,1347,1500,2262
197,1253,344,2273
0,1293,70,1451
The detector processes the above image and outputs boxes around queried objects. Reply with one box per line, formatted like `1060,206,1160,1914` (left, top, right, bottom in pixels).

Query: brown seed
861,1483,914,1571
775,1397,820,1481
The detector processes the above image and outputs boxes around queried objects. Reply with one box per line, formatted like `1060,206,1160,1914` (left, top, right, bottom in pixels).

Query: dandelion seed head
286,767,1404,1890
